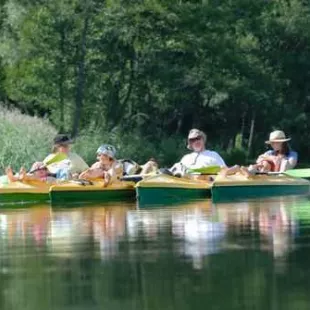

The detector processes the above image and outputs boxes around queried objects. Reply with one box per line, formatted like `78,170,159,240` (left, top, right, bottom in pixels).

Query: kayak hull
136,174,212,206
212,174,310,203
50,181,136,205
0,180,50,205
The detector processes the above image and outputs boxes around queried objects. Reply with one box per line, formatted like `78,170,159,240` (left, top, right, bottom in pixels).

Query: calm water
0,197,310,310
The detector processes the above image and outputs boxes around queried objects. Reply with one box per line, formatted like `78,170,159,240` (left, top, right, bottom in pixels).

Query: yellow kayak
0,180,50,205
49,179,136,205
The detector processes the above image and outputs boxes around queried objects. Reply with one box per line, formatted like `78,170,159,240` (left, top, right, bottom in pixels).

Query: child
6,162,56,183
79,144,123,187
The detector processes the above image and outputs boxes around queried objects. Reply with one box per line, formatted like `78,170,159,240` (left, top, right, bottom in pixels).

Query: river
0,196,309,309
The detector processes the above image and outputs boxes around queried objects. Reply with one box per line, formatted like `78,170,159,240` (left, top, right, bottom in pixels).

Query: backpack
119,159,141,176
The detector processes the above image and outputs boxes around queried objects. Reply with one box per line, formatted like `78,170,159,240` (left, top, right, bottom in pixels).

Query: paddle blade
44,153,67,166
285,168,310,178
188,165,221,175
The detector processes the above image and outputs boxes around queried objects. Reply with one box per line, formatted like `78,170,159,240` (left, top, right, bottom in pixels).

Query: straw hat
265,130,291,144
29,162,47,174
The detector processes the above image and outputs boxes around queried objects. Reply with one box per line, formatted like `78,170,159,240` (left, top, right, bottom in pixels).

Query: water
0,197,310,310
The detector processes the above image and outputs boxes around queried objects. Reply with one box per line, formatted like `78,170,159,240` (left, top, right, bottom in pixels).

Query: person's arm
256,150,274,163
106,162,123,182
79,162,102,179
279,152,298,172
212,152,227,168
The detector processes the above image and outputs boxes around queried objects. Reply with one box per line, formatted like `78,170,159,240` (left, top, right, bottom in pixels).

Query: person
79,144,123,186
121,158,158,176
222,130,298,177
258,130,297,171
6,162,56,183
43,134,89,180
170,129,226,176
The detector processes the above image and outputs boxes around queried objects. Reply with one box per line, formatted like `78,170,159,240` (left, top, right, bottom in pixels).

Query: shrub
0,107,57,173
73,126,185,167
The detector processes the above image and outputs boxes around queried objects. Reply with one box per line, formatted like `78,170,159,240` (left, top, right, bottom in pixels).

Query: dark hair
52,143,69,153
273,142,290,156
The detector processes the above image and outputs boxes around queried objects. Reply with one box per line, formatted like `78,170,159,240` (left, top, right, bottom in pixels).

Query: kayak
49,180,136,205
136,173,310,206
211,174,310,203
0,178,136,206
136,174,213,206
0,180,50,205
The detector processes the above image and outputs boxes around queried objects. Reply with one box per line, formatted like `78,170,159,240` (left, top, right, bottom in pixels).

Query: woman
43,134,89,180
79,144,123,186
257,130,297,172
6,162,56,183
170,129,226,176
222,130,297,177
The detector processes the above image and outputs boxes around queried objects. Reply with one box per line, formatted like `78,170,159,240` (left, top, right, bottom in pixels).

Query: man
170,129,226,176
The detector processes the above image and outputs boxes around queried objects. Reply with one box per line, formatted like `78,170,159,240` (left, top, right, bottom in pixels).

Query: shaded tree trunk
72,13,89,137
58,26,66,132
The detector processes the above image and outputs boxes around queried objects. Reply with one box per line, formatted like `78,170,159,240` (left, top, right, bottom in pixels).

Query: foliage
0,0,309,164
0,107,57,173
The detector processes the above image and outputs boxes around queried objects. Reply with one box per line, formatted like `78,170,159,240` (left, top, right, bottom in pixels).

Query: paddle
43,152,68,166
274,168,310,178
121,173,155,182
187,166,221,175
188,166,310,178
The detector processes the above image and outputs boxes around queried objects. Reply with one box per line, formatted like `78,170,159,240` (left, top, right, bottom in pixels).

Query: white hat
96,144,116,159
188,129,206,140
187,129,206,150
265,130,291,144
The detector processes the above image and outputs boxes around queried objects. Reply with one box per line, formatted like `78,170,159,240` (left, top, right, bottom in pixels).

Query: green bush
222,147,250,166
0,109,253,174
0,107,57,173
73,126,185,167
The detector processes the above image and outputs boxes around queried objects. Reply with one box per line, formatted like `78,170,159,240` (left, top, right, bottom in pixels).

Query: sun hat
187,129,206,149
53,134,74,145
29,162,48,174
265,130,291,144
96,144,116,159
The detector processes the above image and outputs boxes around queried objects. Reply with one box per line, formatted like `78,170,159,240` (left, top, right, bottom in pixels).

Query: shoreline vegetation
0,1,309,171
0,107,249,174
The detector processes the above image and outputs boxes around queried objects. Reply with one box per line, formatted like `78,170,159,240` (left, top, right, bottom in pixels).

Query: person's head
29,162,49,178
265,130,291,154
52,134,73,154
96,144,116,165
187,129,206,152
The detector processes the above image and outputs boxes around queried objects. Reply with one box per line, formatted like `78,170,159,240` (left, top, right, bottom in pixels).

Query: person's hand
257,155,276,164
103,172,111,187
19,167,27,180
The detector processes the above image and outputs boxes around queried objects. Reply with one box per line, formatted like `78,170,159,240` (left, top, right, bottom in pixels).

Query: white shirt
180,150,226,169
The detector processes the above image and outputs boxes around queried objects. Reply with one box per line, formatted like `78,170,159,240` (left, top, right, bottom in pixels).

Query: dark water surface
0,196,310,310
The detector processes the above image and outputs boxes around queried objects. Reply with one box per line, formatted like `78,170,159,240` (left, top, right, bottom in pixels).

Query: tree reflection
0,198,310,309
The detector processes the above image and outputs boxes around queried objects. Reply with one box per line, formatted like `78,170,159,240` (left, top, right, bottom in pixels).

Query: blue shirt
264,150,298,162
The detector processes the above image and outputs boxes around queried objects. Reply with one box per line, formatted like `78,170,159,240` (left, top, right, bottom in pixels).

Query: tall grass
0,107,57,173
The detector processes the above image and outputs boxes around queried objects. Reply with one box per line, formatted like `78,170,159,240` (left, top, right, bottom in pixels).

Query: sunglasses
188,136,202,143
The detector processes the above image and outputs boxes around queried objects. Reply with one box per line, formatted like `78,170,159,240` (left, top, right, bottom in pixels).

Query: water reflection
0,197,310,309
